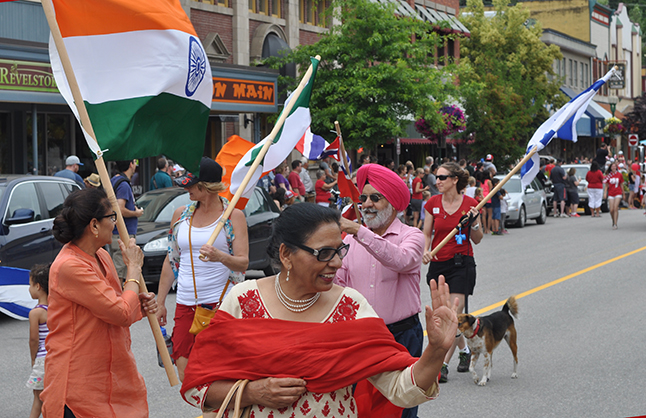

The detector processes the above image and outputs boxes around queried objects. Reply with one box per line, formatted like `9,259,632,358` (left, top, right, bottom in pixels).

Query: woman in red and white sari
181,203,458,418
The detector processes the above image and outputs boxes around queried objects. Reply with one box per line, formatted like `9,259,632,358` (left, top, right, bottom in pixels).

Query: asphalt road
1,209,645,417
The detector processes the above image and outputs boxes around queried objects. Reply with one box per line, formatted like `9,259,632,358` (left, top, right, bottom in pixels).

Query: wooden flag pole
334,121,362,222
425,146,538,261
42,0,179,386
199,56,321,259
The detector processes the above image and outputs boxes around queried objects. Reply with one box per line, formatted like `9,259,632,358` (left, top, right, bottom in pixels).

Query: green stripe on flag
85,93,208,175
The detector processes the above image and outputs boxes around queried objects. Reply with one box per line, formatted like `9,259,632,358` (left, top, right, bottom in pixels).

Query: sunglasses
436,174,456,181
291,242,350,262
97,211,117,223
358,194,384,203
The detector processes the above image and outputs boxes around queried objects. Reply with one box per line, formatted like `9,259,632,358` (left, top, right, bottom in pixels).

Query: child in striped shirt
26,264,50,418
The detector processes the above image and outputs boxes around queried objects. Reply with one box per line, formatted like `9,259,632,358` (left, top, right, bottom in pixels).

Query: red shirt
288,171,306,196
315,179,331,203
604,172,624,197
586,169,604,189
411,177,423,200
425,194,478,262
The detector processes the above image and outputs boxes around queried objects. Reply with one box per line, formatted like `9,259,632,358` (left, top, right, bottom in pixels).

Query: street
1,209,645,417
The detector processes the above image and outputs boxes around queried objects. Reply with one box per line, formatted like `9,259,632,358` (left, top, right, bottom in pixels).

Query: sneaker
439,364,448,383
571,213,580,218
502,230,509,234
560,213,569,218
553,213,559,218
457,351,471,372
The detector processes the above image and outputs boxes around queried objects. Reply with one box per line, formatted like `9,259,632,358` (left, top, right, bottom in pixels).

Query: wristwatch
471,223,480,231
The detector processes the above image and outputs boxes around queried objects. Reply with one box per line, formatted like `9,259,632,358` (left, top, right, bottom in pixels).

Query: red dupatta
181,310,417,417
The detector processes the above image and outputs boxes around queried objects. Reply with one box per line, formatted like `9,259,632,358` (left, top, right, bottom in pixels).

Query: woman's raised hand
425,275,459,352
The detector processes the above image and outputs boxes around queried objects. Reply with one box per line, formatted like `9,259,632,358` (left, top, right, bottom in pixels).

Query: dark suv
0,175,81,269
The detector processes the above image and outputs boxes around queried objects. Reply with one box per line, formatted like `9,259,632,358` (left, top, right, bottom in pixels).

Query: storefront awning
400,137,431,145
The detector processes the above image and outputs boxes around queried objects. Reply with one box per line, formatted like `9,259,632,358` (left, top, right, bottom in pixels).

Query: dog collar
467,318,480,339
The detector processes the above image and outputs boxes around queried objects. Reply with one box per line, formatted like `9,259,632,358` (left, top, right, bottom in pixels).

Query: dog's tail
502,296,518,318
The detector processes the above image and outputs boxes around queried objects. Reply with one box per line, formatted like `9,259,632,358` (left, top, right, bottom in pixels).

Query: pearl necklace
274,275,320,313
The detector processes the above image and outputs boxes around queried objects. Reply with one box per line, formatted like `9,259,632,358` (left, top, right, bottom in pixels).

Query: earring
286,269,290,282
95,233,99,238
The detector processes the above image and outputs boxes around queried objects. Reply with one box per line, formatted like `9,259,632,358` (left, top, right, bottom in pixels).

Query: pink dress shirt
335,218,424,325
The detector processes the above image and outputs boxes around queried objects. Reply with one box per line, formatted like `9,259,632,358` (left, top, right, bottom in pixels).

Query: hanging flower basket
603,117,625,135
415,105,466,142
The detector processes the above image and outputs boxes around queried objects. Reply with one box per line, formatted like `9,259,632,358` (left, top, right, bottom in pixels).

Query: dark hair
266,203,340,268
30,263,50,294
291,160,302,170
115,160,133,173
157,157,168,170
53,188,111,244
440,161,469,192
271,187,286,207
590,160,600,172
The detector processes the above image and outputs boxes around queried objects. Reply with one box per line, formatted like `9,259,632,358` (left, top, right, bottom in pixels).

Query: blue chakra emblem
185,36,207,97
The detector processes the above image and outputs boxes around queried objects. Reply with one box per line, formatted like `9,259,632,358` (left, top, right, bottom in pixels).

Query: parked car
561,164,608,215
495,174,548,228
135,186,281,286
0,175,82,269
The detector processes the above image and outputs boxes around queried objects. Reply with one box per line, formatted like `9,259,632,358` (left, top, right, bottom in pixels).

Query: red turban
356,164,410,212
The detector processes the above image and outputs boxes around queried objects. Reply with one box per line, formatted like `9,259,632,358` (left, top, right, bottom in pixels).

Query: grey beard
362,204,394,230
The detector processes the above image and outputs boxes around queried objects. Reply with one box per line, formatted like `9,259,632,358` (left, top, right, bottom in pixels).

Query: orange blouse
42,243,148,418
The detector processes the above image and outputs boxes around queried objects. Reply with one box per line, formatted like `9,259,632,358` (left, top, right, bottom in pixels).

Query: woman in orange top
42,188,157,418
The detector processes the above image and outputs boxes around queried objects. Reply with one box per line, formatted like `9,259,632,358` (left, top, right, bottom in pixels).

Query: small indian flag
230,57,319,197
48,0,211,175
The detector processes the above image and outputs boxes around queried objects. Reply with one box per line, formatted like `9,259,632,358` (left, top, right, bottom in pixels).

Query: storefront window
27,113,72,176
0,112,12,174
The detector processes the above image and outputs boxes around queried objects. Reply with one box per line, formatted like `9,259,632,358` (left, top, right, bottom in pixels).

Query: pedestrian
411,168,429,229
421,190,431,229
595,142,609,169
628,163,641,209
500,189,510,234
565,167,580,217
422,162,483,383
603,161,623,229
110,160,144,283
481,168,493,233
423,156,434,171
156,157,248,395
426,164,440,196
150,156,173,190
273,163,292,191
483,154,497,175
336,163,428,418
288,160,307,201
465,176,476,198
26,264,49,418
490,177,502,235
315,169,336,207
43,187,157,417
53,155,85,189
550,159,568,217
83,173,101,189
586,161,604,217
299,157,315,201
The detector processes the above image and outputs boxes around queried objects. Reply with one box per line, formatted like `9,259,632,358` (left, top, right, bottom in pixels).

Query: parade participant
288,160,307,201
83,173,101,189
315,169,337,207
411,168,429,229
26,264,49,418
150,157,173,190
336,163,425,418
156,158,248,390
42,188,157,418
603,161,624,229
422,162,483,383
586,161,604,217
54,155,85,189
550,159,568,218
181,203,459,417
299,157,315,197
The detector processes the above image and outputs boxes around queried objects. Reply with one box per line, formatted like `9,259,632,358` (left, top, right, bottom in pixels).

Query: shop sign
212,77,275,106
0,59,58,93
607,63,625,89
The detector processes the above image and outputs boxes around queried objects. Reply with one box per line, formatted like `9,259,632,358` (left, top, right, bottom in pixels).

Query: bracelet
123,279,140,288
471,223,480,231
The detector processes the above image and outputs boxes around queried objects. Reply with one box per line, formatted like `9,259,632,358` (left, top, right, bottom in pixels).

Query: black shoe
457,351,471,372
439,364,448,383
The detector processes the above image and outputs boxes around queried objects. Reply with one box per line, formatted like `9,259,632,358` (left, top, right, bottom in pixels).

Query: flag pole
42,0,179,386
199,56,321,259
334,121,362,222
425,146,538,261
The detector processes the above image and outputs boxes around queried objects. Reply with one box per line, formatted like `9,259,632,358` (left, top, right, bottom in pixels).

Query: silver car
561,164,608,215
494,174,548,228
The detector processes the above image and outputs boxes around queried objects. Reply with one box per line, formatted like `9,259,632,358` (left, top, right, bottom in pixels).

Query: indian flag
48,0,211,175
230,57,319,197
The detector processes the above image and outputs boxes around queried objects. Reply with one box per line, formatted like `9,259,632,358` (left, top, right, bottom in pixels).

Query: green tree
265,0,456,149
458,0,565,166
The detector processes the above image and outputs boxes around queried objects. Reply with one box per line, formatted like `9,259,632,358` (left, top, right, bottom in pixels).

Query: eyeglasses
291,242,350,262
97,211,117,223
359,194,384,203
436,174,456,181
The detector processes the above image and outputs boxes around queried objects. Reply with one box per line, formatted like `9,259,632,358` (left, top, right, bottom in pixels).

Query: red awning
399,138,431,145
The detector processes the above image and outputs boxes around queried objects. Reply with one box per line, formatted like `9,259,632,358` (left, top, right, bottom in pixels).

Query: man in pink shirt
336,163,425,418
288,160,307,201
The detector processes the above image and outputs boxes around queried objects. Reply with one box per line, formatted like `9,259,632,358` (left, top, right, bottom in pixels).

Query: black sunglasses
436,174,456,181
97,211,117,223
291,242,350,262
359,194,384,203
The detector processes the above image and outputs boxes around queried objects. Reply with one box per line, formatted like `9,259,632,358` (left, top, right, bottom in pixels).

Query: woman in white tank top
155,157,249,390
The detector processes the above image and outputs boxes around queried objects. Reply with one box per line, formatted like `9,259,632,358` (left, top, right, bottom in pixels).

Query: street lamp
608,95,618,118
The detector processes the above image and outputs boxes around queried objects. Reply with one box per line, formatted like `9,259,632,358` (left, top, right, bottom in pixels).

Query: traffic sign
628,133,639,147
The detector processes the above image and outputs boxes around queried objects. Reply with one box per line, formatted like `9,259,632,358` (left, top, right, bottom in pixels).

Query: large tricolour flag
48,0,211,175
230,57,319,197
520,67,616,188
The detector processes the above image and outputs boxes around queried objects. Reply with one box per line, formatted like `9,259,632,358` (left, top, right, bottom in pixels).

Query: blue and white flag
520,67,617,188
295,128,330,160
0,266,36,320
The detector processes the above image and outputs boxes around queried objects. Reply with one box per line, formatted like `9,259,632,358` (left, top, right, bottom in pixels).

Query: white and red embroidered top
183,280,438,417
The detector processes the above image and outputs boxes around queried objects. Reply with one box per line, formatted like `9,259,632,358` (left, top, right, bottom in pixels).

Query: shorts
553,183,566,202
26,356,45,390
410,198,422,213
631,183,640,193
588,188,602,209
110,234,136,279
171,303,197,360
426,256,476,296
567,190,579,205
492,206,501,220
607,194,622,200
484,202,492,209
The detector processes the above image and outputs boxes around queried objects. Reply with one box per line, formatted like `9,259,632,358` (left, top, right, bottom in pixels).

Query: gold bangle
123,279,140,288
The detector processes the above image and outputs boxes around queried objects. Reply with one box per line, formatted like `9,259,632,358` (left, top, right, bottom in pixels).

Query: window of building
580,63,584,88
569,59,572,85
573,61,578,87
299,0,328,27
250,0,282,17
195,0,230,7
584,63,588,87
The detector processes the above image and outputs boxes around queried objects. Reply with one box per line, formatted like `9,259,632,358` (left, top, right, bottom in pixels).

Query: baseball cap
175,157,223,188
485,154,493,161
65,155,83,166
285,190,296,200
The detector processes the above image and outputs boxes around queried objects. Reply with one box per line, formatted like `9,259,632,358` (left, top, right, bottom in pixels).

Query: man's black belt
386,314,419,334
